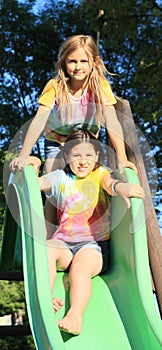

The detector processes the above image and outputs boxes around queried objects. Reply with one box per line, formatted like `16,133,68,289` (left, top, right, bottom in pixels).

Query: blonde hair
54,35,110,126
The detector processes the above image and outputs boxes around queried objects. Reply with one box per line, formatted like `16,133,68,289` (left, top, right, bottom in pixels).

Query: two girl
10,35,137,233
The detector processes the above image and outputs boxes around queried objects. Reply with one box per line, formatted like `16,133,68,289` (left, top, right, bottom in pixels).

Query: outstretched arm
101,173,144,209
10,105,51,173
103,105,137,174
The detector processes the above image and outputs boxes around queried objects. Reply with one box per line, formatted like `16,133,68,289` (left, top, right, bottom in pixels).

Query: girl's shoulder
88,78,117,105
38,78,58,108
40,78,58,95
101,78,117,105
90,166,112,181
44,169,67,187
97,165,112,176
44,168,63,180
101,77,110,86
45,78,58,89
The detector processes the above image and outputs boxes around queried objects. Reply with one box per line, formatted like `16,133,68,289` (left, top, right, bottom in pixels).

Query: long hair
63,129,104,174
54,35,110,126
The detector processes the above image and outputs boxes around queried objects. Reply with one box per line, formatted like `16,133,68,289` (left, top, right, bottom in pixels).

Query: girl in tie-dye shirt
28,130,144,336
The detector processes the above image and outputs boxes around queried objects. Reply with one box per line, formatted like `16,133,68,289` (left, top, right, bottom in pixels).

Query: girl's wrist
19,152,29,158
112,180,126,195
117,155,127,163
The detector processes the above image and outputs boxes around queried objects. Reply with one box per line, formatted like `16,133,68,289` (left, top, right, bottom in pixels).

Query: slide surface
0,166,162,350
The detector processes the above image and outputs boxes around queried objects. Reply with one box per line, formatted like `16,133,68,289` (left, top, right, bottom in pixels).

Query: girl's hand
114,182,144,209
117,159,137,174
10,155,41,175
10,155,29,173
26,156,41,175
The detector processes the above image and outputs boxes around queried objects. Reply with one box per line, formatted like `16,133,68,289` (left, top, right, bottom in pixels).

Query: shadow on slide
0,166,162,350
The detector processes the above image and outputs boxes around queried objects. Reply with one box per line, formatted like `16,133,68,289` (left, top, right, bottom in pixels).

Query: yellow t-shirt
38,78,117,143
38,78,116,108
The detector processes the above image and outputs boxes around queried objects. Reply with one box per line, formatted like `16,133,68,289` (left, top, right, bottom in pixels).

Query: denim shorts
64,240,110,274
44,139,63,159
64,241,102,256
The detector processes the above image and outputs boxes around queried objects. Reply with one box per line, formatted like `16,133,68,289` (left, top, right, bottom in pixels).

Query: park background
0,0,161,348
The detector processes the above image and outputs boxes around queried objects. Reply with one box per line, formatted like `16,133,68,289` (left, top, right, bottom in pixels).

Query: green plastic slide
0,166,162,350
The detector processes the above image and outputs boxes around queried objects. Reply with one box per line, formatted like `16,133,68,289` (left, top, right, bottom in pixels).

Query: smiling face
65,142,99,178
65,48,93,85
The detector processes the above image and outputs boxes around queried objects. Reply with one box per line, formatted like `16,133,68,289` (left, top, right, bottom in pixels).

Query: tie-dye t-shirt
44,166,111,243
38,78,117,144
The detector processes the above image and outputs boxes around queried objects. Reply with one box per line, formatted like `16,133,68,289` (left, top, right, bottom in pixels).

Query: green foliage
0,280,25,316
0,0,161,348
0,149,6,244
1,0,161,159
0,278,36,349
0,335,36,350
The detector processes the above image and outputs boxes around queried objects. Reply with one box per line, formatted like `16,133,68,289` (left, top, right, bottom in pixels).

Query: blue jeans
44,139,63,159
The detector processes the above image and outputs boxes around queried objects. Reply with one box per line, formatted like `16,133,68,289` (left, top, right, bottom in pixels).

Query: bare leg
58,248,103,335
47,240,73,312
52,275,70,312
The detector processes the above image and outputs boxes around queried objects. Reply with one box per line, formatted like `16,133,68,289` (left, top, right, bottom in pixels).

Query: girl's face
65,142,99,178
65,48,93,84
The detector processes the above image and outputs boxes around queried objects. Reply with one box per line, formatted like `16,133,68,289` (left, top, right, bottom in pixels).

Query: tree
81,0,162,166
0,280,36,349
0,0,161,348
0,280,25,316
1,0,161,168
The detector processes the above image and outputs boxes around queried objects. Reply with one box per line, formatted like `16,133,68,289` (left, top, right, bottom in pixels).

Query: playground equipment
0,165,162,350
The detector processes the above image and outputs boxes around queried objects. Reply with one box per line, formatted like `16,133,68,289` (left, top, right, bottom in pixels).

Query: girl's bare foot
58,308,82,335
52,297,64,312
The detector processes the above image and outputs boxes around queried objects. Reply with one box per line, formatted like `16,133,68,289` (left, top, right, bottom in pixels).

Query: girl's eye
72,154,80,158
68,60,88,64
70,153,95,159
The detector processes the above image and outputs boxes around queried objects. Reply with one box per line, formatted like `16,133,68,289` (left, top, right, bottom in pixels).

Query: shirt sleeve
102,79,117,106
37,79,57,108
98,166,112,183
43,169,62,197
